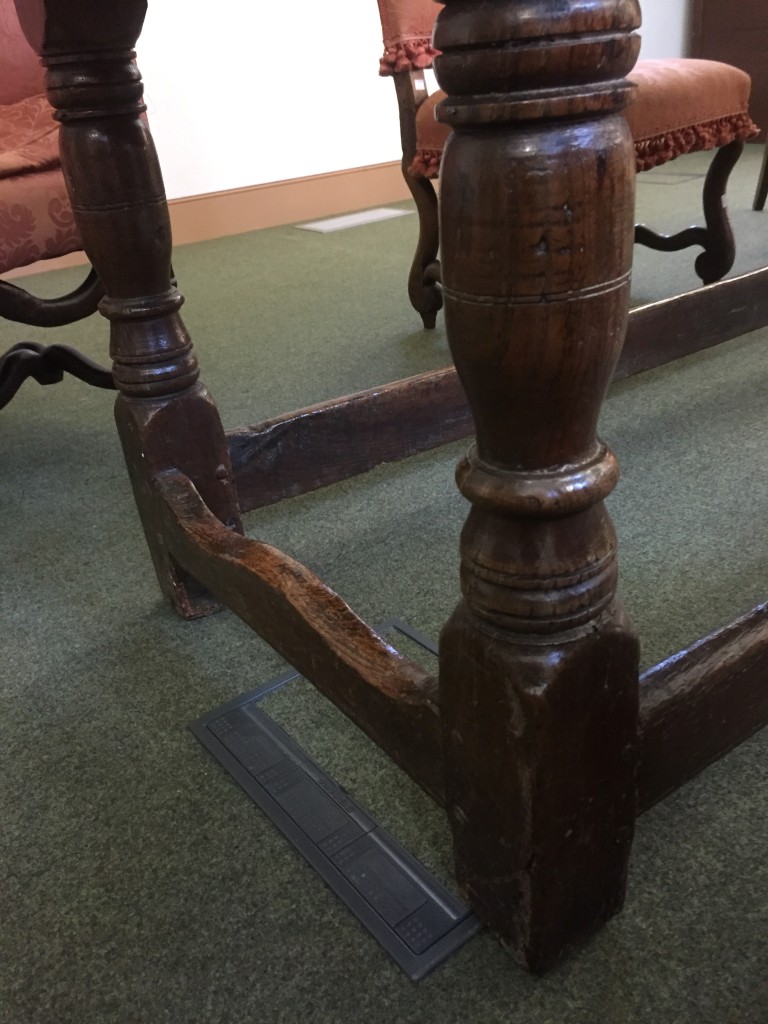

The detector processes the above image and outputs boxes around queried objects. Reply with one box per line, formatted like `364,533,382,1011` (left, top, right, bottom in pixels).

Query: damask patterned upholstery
0,92,59,176
0,168,79,274
0,0,82,275
0,0,44,104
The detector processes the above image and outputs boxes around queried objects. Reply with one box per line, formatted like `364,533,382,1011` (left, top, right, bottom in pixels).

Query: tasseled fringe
410,112,761,179
634,112,759,171
409,148,442,179
379,37,439,76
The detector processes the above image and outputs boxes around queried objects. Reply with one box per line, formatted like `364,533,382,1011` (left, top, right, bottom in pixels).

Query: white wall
137,2,402,200
638,0,691,60
137,1,691,202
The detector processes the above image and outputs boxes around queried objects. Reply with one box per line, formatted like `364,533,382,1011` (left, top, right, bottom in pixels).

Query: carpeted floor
1,147,766,1024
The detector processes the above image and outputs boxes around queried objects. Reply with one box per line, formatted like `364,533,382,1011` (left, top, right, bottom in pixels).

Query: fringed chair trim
634,112,760,171
379,37,439,76
409,148,441,179
410,113,761,179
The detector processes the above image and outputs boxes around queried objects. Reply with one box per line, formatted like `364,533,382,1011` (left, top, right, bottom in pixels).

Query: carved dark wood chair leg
635,139,743,284
0,267,103,326
753,141,768,211
0,265,107,407
0,340,114,410
393,73,442,329
0,269,109,406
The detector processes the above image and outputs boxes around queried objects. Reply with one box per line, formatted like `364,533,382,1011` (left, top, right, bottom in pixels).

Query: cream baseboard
170,160,410,245
4,161,410,280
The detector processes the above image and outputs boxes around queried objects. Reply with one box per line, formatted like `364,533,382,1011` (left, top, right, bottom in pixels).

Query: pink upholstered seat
627,59,756,170
408,59,758,179
0,0,82,274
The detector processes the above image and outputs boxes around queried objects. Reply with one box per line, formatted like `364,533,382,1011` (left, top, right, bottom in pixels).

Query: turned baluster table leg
434,1,642,972
15,0,242,618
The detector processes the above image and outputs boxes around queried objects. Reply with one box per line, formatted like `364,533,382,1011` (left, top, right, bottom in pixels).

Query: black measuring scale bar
190,620,481,980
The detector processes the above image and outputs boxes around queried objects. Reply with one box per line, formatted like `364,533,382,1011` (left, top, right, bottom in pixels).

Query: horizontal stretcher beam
228,267,768,512
637,602,768,813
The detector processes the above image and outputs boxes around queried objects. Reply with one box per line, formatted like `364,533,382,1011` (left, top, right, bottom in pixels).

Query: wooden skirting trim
5,160,410,279
168,160,410,245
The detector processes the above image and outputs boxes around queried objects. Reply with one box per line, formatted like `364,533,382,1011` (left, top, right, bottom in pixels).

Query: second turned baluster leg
434,1,643,972
19,0,242,618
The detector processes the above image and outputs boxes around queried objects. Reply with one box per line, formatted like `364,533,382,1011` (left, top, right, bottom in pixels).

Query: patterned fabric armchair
0,0,109,409
377,0,759,327
0,0,81,274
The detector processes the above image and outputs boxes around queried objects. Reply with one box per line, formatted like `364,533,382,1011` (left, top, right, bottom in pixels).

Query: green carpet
1,147,766,1023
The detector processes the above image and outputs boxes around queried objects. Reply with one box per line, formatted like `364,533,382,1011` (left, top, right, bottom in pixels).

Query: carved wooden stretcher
12,0,768,974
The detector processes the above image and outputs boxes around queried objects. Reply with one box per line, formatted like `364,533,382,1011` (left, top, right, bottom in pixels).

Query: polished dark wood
227,366,471,510
638,603,768,813
0,340,114,410
0,268,103,326
618,265,768,376
433,0,642,972
155,469,445,803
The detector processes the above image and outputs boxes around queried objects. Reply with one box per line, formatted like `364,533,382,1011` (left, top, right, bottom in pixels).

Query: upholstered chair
377,0,759,327
0,0,109,409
